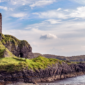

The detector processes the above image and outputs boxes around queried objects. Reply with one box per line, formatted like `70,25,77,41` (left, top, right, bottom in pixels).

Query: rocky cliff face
0,41,15,58
0,34,34,58
0,62,85,84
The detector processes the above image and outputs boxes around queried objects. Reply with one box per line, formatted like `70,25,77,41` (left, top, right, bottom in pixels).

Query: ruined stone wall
0,13,2,33
0,13,2,40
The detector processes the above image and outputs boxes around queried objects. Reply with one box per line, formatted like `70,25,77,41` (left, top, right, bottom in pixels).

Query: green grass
0,57,27,72
0,41,7,58
0,41,64,72
1,33,20,45
0,55,64,72
0,34,64,72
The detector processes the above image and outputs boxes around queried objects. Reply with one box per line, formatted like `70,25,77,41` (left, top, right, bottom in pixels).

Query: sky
0,0,85,56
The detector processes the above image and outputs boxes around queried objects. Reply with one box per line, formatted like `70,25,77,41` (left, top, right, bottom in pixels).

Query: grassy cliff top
0,34,74,72
0,55,65,72
0,33,74,72
0,33,29,46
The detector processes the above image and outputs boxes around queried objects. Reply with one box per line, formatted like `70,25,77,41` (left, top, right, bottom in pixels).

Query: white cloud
0,0,56,8
57,8,61,11
33,9,68,19
40,33,57,39
9,8,13,11
30,0,56,8
71,0,85,4
33,6,85,19
64,9,69,12
11,13,27,18
24,19,62,31
0,6,13,11
70,6,85,18
0,6,7,11
12,1,17,5
47,19,61,24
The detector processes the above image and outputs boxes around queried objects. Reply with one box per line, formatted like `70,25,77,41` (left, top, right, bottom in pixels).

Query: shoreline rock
0,62,85,84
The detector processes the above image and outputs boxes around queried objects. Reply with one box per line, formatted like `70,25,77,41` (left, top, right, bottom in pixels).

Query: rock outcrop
0,41,15,58
0,34,34,58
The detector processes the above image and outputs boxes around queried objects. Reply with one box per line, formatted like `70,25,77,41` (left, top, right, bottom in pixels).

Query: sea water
7,75,85,85
40,75,85,85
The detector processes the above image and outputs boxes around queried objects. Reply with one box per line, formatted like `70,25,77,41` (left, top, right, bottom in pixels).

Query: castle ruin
0,13,2,40
0,13,2,33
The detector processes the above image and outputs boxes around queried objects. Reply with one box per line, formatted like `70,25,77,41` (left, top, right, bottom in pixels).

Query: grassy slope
0,33,73,72
0,40,65,72
0,55,65,72
0,41,5,57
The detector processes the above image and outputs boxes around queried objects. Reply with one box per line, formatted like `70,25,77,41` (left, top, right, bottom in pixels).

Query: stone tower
0,13,2,33
0,13,2,40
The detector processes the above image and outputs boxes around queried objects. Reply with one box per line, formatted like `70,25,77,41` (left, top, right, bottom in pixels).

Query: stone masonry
0,13,2,33
0,13,2,40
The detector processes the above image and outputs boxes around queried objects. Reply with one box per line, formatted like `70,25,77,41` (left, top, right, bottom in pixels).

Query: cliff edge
0,33,34,58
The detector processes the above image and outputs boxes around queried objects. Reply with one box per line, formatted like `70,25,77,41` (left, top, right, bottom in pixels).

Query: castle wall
0,13,2,40
0,13,2,33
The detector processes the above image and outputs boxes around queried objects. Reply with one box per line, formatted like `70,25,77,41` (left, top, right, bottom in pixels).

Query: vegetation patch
20,40,29,47
0,33,29,46
0,41,15,58
0,55,65,72
0,40,65,72
0,41,5,58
